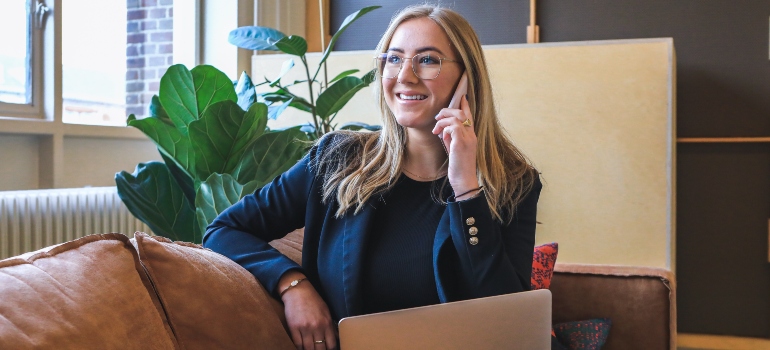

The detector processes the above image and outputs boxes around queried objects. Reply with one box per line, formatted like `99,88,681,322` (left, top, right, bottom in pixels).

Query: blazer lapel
341,198,381,316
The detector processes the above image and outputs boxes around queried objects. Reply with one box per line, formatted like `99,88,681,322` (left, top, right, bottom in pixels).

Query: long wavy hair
315,4,537,223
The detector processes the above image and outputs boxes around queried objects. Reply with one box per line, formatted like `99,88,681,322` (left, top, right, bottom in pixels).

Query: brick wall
126,0,173,118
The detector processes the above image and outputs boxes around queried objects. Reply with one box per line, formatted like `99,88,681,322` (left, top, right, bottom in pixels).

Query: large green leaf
268,98,293,120
261,89,313,113
228,26,286,51
188,100,268,180
316,76,367,119
149,95,172,124
275,35,308,57
191,65,237,117
127,114,194,176
159,151,196,208
269,59,295,87
159,64,197,133
235,71,256,111
360,68,376,85
339,121,382,132
195,174,260,237
329,69,360,84
315,6,380,77
115,161,198,243
233,127,308,186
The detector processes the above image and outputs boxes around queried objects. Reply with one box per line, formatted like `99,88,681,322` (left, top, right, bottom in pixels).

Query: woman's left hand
432,95,479,196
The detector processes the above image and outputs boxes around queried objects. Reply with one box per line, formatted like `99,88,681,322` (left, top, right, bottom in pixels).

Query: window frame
0,0,261,190
0,0,44,119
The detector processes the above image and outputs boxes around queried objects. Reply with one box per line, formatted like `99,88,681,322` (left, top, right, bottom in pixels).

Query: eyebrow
387,46,447,56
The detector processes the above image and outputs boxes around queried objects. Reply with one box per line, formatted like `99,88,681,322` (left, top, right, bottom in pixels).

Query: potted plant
228,5,381,139
116,6,380,243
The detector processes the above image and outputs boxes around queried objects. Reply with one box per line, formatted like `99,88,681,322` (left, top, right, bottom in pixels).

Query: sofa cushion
133,232,294,350
0,233,176,349
269,228,304,265
553,318,612,349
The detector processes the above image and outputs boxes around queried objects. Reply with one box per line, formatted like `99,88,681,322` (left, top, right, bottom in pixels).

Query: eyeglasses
374,53,459,80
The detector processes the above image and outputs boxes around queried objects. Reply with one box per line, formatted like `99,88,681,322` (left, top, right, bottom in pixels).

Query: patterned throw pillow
531,242,559,290
531,243,559,340
553,318,612,350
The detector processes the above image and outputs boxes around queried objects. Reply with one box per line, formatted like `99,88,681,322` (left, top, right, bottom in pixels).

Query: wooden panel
677,143,770,337
679,137,770,143
678,333,770,350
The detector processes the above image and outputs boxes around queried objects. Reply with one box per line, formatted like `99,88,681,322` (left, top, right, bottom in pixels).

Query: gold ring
462,119,472,127
314,340,325,344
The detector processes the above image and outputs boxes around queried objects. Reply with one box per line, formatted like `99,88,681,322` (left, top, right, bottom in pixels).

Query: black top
360,175,448,314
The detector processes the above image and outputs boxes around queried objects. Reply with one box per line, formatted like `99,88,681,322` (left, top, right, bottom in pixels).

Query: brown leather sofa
0,230,675,349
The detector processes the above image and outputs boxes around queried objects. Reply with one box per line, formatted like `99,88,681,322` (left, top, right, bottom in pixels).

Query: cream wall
0,134,160,190
253,38,676,269
0,135,40,191
60,137,160,189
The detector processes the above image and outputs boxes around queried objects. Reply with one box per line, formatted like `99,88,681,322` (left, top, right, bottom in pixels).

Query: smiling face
382,17,464,132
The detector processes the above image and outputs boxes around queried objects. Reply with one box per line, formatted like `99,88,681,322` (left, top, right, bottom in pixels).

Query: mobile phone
447,73,468,109
439,73,469,154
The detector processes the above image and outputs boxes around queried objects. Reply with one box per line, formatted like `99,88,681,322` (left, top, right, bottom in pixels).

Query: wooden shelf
677,137,770,143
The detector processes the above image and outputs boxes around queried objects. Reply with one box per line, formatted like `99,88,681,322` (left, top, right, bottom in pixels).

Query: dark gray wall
330,1,530,50
331,0,770,338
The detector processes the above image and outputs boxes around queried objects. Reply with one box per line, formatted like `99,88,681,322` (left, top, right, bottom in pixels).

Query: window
63,0,176,126
0,0,254,127
0,0,271,191
0,0,42,117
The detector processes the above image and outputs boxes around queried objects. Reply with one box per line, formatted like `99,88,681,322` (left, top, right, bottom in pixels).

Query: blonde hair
315,4,537,223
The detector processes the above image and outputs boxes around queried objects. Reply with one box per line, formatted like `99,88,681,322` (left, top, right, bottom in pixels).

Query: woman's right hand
279,272,337,350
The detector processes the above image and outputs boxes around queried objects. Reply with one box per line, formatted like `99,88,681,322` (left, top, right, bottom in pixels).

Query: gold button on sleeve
468,227,478,236
465,217,476,226
469,237,479,245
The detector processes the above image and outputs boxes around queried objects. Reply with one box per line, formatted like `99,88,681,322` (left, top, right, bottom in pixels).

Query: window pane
0,0,31,105
62,0,128,126
63,0,179,126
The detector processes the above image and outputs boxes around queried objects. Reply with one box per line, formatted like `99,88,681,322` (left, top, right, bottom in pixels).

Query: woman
204,5,542,350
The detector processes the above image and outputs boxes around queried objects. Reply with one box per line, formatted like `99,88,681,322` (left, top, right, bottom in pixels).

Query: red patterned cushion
531,242,558,290
553,318,612,350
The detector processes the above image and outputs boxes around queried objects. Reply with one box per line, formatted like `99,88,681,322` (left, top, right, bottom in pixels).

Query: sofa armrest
550,263,676,350
269,229,304,265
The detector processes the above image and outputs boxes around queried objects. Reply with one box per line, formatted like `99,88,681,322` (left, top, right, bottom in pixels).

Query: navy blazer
203,134,542,322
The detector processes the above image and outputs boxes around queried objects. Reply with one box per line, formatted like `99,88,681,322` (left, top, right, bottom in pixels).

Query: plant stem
323,62,329,90
319,0,328,90
301,55,321,137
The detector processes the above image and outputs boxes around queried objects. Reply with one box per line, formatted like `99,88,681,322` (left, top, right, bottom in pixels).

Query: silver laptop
338,289,552,350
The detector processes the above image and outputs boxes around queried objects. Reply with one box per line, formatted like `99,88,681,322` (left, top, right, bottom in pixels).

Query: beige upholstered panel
489,40,676,270
253,38,675,269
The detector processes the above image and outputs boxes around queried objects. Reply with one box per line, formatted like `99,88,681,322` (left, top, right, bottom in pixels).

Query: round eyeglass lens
378,53,443,80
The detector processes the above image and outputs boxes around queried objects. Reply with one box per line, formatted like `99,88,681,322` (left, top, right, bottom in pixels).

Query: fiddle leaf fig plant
116,64,308,243
116,6,382,243
228,5,382,139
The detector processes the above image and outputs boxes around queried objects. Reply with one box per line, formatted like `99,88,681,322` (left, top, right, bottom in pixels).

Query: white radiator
0,187,151,260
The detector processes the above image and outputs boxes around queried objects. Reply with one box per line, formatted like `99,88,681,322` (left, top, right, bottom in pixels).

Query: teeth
399,94,426,100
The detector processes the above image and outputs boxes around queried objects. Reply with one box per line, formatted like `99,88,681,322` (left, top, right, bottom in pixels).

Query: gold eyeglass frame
374,53,459,80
